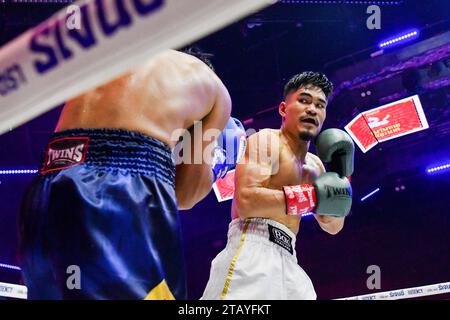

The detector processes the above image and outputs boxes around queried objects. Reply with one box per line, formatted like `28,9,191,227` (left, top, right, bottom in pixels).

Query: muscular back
56,50,224,149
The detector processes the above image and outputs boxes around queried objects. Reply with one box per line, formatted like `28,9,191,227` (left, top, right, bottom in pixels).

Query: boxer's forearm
234,186,288,220
314,214,345,235
176,163,213,210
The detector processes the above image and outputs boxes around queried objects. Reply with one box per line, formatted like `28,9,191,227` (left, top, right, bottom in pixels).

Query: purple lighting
361,188,380,201
280,0,403,4
0,169,38,175
378,29,419,49
0,263,21,271
427,163,450,175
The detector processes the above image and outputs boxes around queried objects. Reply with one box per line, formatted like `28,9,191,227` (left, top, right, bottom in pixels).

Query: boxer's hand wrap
283,173,352,217
283,184,317,216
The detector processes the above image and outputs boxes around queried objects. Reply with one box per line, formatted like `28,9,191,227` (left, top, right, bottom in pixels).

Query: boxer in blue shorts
19,49,245,300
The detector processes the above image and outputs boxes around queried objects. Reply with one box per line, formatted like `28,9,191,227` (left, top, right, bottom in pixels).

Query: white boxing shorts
201,218,316,300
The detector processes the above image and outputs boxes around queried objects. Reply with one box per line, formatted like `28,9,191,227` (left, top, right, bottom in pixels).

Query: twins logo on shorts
268,225,293,254
41,137,89,174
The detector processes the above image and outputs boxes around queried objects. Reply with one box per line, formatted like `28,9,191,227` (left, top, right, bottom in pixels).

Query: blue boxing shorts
19,128,186,300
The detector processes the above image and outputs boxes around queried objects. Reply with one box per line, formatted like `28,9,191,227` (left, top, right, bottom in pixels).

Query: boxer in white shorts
202,72,355,300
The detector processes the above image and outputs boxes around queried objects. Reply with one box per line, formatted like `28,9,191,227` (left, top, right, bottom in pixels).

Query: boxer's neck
280,127,310,162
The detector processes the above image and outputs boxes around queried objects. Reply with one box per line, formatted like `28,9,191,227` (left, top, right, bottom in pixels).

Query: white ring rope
0,282,27,300
0,0,275,135
2,281,449,300
336,281,450,300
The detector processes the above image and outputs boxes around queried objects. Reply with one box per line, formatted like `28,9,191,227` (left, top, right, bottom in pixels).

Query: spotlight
427,162,450,175
378,29,420,49
0,169,38,175
0,263,21,271
361,188,380,201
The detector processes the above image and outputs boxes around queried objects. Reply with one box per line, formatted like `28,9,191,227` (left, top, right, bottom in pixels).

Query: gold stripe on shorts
220,219,251,300
144,279,175,300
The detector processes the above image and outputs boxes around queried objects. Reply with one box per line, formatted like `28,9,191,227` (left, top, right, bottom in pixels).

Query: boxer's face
280,86,327,142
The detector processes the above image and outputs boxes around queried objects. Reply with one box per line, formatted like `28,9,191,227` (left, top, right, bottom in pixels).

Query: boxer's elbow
175,178,196,210
177,184,212,210
178,203,193,211
321,223,343,235
177,193,196,210
316,215,345,235
176,164,214,210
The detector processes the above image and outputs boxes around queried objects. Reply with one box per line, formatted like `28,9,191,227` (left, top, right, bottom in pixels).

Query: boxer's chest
268,148,316,189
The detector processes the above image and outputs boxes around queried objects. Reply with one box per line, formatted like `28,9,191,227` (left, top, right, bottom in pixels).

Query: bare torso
231,129,323,234
56,50,219,149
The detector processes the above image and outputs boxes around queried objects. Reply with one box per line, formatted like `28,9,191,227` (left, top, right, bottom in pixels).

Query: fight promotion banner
345,113,378,153
345,95,429,153
213,169,236,202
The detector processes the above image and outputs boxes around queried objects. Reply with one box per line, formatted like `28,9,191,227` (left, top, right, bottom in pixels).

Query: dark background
0,0,449,299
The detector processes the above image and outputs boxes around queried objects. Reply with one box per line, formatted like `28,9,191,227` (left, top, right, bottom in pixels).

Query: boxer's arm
311,154,345,235
176,74,231,210
234,130,287,219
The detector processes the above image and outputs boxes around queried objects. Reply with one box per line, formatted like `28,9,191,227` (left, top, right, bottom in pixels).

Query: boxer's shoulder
249,128,280,141
246,129,281,154
306,152,325,173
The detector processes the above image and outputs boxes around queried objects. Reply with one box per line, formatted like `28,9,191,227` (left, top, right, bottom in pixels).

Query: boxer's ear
279,102,287,119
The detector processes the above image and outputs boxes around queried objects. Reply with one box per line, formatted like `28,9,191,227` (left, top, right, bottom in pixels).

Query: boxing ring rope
336,281,450,300
0,0,275,135
0,282,27,300
2,281,449,300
